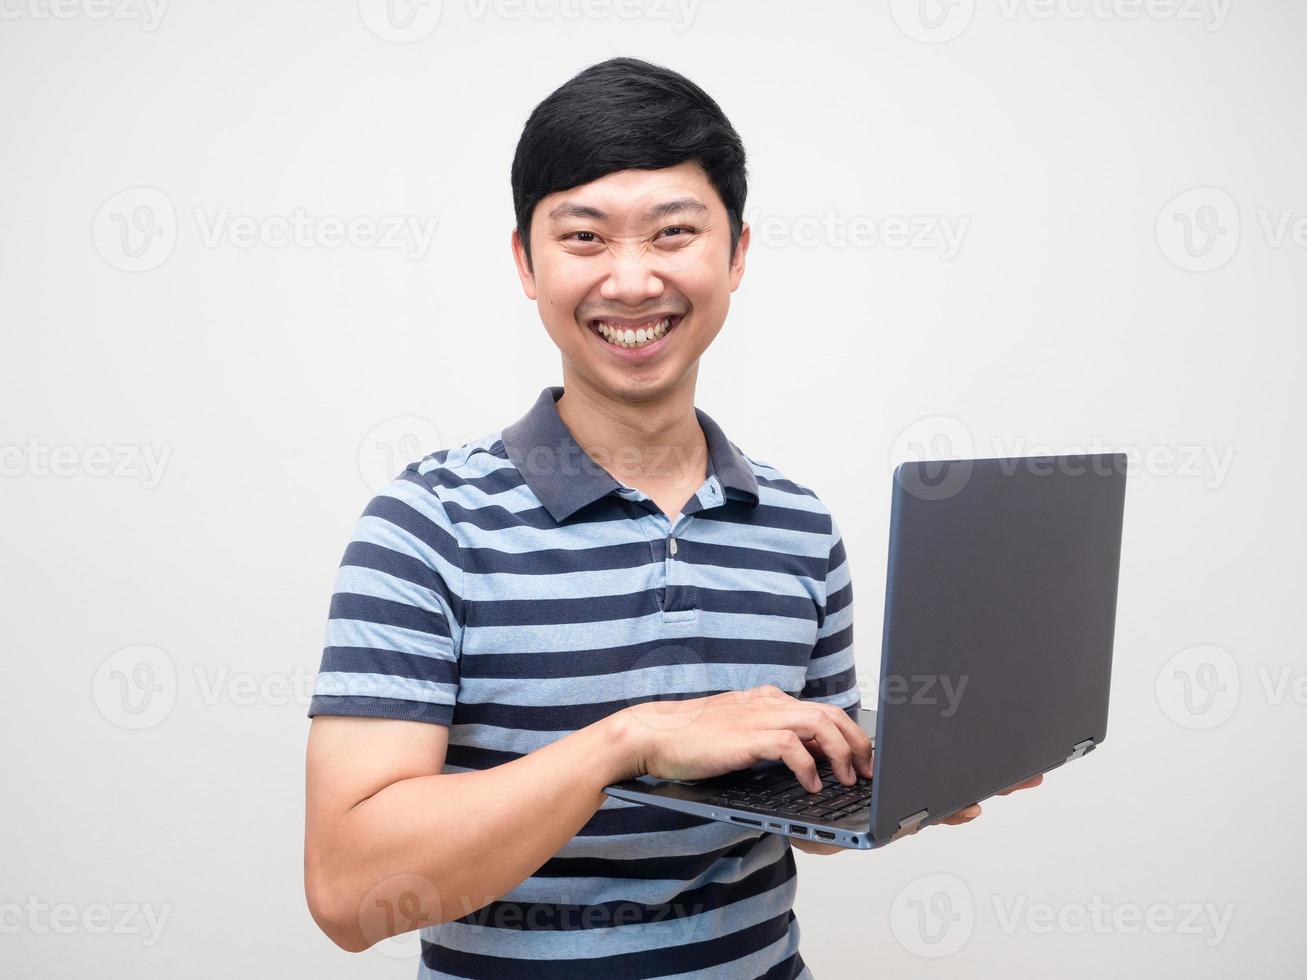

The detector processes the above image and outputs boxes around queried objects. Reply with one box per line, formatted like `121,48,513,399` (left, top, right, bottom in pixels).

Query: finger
803,734,875,776
743,691,863,788
800,735,827,767
780,708,855,784
940,804,982,825
997,773,1044,795
814,703,875,781
799,705,873,783
763,729,823,792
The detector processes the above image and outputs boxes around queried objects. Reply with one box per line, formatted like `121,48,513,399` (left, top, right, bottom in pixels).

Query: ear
511,227,537,300
728,221,751,293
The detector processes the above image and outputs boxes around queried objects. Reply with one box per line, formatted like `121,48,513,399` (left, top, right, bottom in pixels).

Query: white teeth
594,317,672,349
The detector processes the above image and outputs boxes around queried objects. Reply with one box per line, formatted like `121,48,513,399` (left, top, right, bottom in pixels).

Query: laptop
603,453,1128,850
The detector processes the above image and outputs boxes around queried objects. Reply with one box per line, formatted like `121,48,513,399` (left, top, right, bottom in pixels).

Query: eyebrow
546,197,709,223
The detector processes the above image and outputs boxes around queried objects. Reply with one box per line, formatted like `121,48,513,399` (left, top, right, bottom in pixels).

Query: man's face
512,161,749,403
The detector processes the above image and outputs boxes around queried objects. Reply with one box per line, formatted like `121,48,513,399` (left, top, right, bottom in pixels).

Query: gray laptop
604,453,1128,849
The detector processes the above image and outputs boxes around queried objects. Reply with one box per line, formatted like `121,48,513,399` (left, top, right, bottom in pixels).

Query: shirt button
669,537,678,557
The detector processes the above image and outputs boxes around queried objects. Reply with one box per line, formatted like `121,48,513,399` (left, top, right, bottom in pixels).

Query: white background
2,1,1304,976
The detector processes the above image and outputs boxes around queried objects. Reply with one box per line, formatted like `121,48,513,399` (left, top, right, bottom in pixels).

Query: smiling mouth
588,314,684,350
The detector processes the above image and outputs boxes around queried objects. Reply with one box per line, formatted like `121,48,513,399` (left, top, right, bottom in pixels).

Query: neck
554,368,708,489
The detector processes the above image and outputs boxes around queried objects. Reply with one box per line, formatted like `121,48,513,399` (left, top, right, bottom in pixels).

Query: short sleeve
801,512,860,713
308,469,464,726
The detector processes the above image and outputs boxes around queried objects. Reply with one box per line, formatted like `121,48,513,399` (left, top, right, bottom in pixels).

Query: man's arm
306,686,873,950
304,711,641,952
305,474,654,950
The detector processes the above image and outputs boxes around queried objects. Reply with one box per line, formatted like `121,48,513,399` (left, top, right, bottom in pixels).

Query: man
304,57,1038,978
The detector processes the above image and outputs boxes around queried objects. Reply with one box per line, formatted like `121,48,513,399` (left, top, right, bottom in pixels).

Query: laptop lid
869,454,1127,843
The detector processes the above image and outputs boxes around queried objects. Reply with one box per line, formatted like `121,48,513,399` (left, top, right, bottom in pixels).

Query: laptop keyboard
702,761,872,822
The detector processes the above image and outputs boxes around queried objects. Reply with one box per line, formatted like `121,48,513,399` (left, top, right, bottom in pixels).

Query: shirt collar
500,385,760,523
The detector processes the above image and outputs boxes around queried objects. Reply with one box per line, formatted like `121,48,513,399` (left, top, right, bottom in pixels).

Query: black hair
511,57,748,270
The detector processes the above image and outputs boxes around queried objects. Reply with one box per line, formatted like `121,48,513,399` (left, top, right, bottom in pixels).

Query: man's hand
926,772,1046,830
618,685,873,792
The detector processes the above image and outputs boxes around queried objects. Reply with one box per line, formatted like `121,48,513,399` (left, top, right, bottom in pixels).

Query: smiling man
304,57,1032,979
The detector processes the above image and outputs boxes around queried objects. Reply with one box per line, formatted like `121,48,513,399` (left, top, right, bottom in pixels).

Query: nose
599,241,666,308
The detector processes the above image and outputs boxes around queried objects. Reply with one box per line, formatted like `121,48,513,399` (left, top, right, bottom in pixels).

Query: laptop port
730,816,762,827
790,825,809,836
815,830,836,842
767,822,783,831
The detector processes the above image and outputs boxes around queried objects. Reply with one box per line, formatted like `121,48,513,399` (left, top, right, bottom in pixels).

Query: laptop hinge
897,809,929,834
1067,738,1095,763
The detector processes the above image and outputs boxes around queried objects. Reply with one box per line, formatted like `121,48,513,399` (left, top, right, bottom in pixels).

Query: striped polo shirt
309,384,861,980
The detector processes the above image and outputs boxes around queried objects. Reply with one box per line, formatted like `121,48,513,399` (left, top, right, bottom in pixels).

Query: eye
656,225,697,242
562,231,601,243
